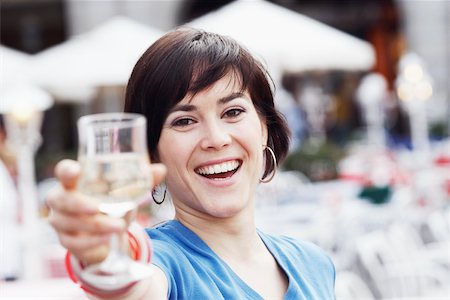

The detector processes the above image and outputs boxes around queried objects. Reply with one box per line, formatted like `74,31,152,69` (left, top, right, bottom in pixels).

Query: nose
199,119,232,150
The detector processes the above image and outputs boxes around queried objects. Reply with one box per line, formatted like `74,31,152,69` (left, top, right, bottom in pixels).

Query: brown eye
172,118,195,127
223,108,244,118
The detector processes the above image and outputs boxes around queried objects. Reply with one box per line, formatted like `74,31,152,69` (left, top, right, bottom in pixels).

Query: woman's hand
47,159,166,265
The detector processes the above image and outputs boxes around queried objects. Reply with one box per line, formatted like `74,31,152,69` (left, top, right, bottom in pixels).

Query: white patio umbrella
32,16,164,101
0,45,34,88
188,0,375,74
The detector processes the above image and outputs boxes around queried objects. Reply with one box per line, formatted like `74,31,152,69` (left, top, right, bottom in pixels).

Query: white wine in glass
79,153,150,218
77,113,153,288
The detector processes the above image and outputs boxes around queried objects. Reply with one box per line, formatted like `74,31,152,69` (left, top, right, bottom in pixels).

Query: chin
207,202,249,219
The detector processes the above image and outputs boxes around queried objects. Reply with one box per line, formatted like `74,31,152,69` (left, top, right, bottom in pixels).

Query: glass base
80,256,153,289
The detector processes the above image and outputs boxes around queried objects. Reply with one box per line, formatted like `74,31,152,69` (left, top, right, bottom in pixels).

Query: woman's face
157,72,268,219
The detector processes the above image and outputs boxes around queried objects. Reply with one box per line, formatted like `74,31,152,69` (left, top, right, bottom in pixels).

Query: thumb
151,163,167,187
54,159,80,190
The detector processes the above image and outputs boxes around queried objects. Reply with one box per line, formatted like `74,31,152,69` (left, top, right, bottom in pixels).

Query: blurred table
1,278,87,299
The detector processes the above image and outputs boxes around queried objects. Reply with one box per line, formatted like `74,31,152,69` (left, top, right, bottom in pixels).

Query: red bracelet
65,229,151,298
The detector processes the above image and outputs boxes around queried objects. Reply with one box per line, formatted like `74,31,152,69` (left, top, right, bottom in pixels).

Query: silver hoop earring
260,145,277,183
152,184,167,205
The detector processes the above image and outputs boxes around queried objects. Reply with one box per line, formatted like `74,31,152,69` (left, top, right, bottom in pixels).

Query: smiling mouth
195,160,242,180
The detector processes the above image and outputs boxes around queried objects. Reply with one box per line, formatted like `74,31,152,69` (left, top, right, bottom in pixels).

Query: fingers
59,232,110,253
54,159,80,190
49,212,125,235
58,232,111,263
54,159,166,194
78,245,110,264
47,186,126,235
46,186,98,215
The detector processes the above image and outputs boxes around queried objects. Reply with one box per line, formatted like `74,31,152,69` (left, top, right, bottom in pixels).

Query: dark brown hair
125,27,290,180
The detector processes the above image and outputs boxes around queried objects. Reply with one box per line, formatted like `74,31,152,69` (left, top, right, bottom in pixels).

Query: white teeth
197,160,240,175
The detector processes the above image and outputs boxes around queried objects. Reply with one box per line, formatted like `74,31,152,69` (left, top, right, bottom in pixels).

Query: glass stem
99,227,129,274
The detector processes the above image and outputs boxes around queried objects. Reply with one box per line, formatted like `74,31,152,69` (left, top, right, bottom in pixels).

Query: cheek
237,121,265,161
246,116,267,145
159,143,179,166
157,133,194,174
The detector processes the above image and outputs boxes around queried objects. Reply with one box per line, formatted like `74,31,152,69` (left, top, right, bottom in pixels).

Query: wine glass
76,113,153,288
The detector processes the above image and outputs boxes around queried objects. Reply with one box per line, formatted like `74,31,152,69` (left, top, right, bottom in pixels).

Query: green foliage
282,138,346,182
429,121,449,139
35,151,77,181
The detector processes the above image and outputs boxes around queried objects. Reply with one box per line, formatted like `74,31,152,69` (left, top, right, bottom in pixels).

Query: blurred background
1,0,449,299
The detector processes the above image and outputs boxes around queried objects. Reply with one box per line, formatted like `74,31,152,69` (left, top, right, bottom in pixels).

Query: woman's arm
86,266,168,300
47,159,168,299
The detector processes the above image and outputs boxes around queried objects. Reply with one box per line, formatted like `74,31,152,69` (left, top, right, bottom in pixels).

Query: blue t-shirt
146,220,335,300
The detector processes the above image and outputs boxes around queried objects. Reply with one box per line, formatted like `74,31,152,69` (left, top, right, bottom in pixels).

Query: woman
48,27,335,299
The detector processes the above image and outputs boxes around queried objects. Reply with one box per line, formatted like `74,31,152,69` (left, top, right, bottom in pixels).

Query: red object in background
434,155,450,167
434,154,450,196
445,180,450,196
339,173,370,186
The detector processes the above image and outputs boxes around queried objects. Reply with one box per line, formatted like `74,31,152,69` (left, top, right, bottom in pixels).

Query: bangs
178,30,253,99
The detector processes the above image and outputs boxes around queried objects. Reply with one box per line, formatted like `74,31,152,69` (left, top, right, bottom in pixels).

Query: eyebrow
169,92,247,113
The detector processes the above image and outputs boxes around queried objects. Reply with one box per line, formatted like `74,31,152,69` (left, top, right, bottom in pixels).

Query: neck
175,210,263,260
